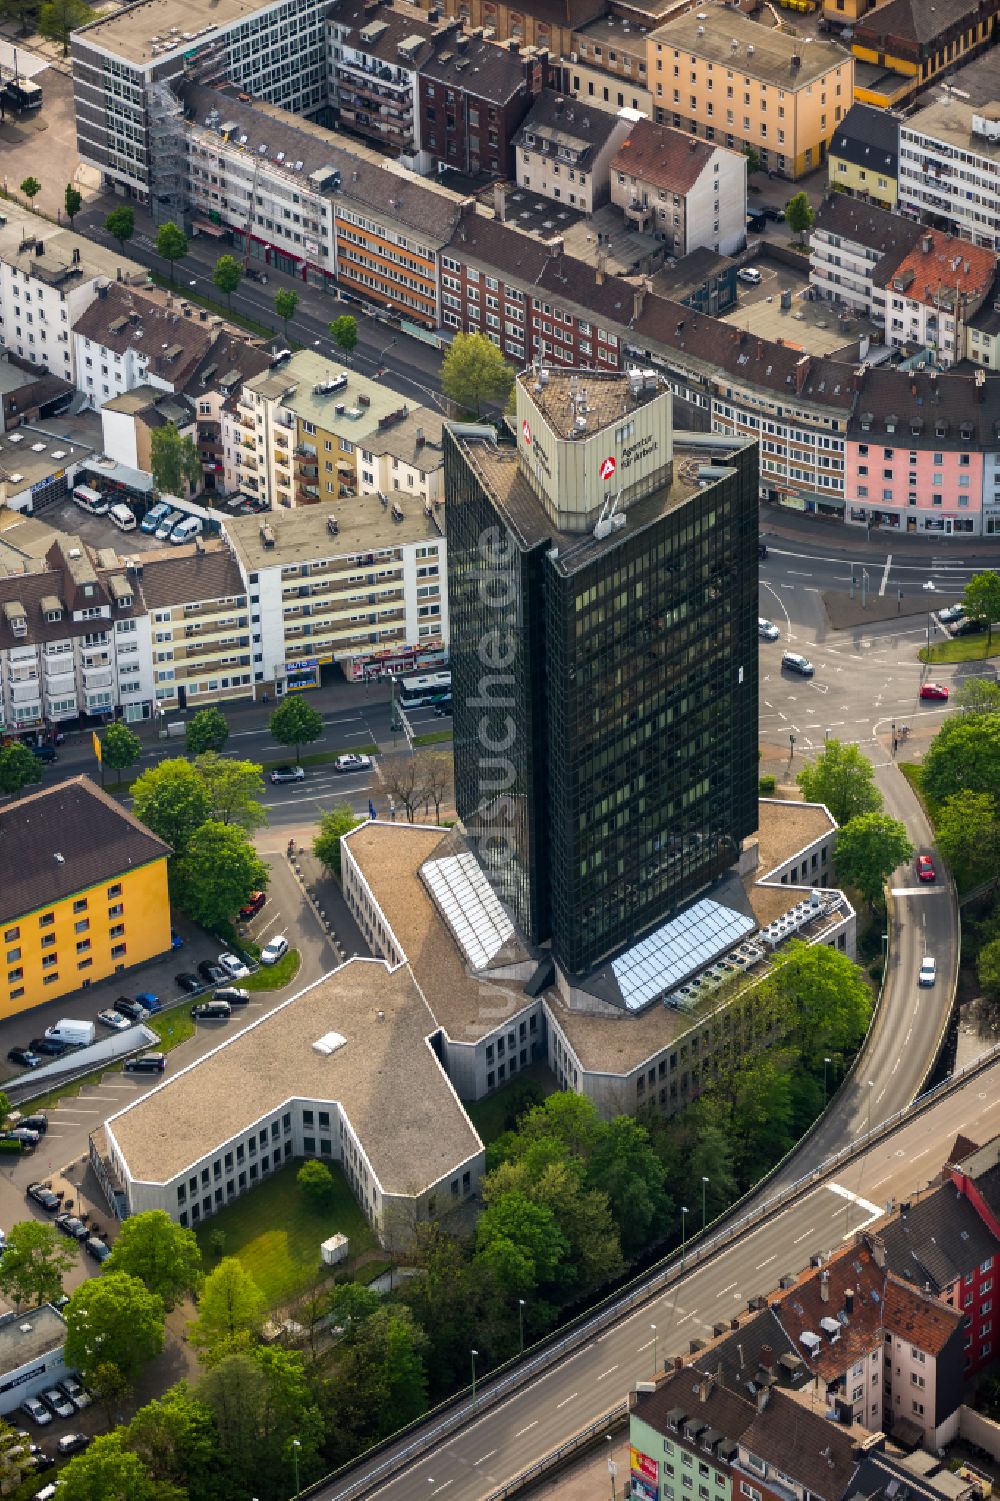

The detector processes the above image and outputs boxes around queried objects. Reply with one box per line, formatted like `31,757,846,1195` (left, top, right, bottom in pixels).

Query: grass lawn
466,1063,557,1144
919,632,1000,664
196,1158,374,1305
244,949,301,991
411,730,453,748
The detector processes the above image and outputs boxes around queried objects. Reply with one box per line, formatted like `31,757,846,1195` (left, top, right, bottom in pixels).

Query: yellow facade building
827,103,899,207
850,0,999,109
0,777,171,1020
648,11,854,180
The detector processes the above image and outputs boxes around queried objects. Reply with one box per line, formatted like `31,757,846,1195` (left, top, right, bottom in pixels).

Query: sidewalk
760,502,1000,562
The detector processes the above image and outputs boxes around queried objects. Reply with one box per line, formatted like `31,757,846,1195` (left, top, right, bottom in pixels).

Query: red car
916,854,936,882
919,682,949,701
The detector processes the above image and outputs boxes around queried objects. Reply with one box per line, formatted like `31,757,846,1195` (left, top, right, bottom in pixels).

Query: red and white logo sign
599,455,617,481
522,419,532,445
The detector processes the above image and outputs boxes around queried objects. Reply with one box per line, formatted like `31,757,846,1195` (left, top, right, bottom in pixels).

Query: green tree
723,1052,796,1186
476,1188,567,1294
104,1209,202,1310
65,1272,165,1381
189,1257,265,1353
20,176,41,211
963,570,1000,649
0,1092,9,1133
156,220,188,284
173,821,269,930
297,1157,335,1208
587,1115,671,1258
922,714,1000,806
980,936,1000,1001
131,758,212,855
767,940,872,1066
212,252,242,309
52,1432,155,1501
105,204,135,253
150,420,201,497
101,720,143,785
332,1306,428,1450
795,737,882,826
512,1092,603,1162
274,287,298,336
63,180,83,225
88,1361,132,1431
269,695,323,762
743,144,761,176
186,706,230,756
0,0,37,36
835,812,914,908
441,331,515,416
784,190,814,242
0,1219,76,1310
313,802,361,878
126,1383,220,1494
198,1346,324,1499
0,742,41,796
936,789,1000,891
0,1415,36,1493
330,314,358,359
957,677,1000,715
328,1282,381,1340
40,0,90,53
193,751,267,833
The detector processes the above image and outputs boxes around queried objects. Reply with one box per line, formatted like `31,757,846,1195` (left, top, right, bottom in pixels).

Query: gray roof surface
877,1183,1000,1292
829,103,901,174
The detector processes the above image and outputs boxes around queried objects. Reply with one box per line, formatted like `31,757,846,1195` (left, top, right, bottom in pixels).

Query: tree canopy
150,421,201,497
313,802,361,877
212,253,242,307
156,220,188,282
0,742,41,796
834,812,914,906
56,1432,156,1501
441,332,514,416
766,940,872,1065
963,569,1000,648
784,191,814,240
922,713,1000,806
193,752,267,833
275,288,298,333
186,706,230,756
131,758,212,855
795,738,882,826
269,696,324,760
101,721,143,783
105,205,135,251
935,789,1000,891
0,1219,76,1310
104,1209,202,1310
64,1271,165,1381
189,1257,265,1353
40,0,90,54
173,821,269,930
330,314,358,357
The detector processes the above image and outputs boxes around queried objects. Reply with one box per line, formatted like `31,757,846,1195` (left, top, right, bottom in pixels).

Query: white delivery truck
44,1018,97,1048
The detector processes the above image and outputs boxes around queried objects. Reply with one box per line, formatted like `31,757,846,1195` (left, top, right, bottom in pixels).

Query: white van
170,515,204,545
72,485,108,515
108,502,137,532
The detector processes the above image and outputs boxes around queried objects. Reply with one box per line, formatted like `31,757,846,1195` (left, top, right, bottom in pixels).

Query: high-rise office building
446,368,758,978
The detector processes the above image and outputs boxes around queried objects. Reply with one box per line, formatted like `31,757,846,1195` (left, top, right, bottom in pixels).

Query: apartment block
900,100,1000,251
0,777,171,1019
355,408,445,505
224,494,446,691
99,388,197,483
417,30,547,180
72,0,329,209
0,203,146,389
327,0,436,159
827,103,900,207
610,117,747,258
72,283,216,410
141,543,252,710
513,91,639,212
431,0,599,64
809,194,924,316
649,12,853,180
851,0,1000,111
874,230,996,366
0,534,154,730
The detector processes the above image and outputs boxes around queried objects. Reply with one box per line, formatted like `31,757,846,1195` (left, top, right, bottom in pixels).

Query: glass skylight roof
423,852,515,971
611,898,756,1012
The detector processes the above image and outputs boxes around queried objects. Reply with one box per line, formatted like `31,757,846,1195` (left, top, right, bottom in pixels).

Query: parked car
260,934,289,966
20,1398,51,1427
192,999,231,1021
334,754,372,773
218,951,250,980
113,997,148,1023
763,205,785,221
26,1183,59,1212
781,651,815,676
56,1434,90,1458
239,891,266,921
97,1009,132,1032
135,991,162,1013
29,1038,67,1057
30,1447,54,1471
937,603,965,624
30,744,57,763
54,1214,88,1240
7,1048,41,1069
83,1236,111,1263
919,682,949,701
3,1128,39,1146
737,267,762,286
214,986,251,1006
952,616,987,636
154,509,184,542
122,1052,166,1075
270,764,304,784
175,972,201,994
58,1376,92,1411
197,960,227,987
19,1114,47,1135
40,1389,74,1421
918,956,937,987
141,500,173,535
758,617,781,642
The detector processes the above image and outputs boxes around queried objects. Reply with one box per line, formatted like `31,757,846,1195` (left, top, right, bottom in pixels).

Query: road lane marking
638,1339,654,1351
556,1392,579,1409
597,1366,619,1382
677,1309,699,1325
828,1182,881,1216
474,1451,497,1467
792,1227,815,1244
515,1422,538,1437
755,1255,776,1270
716,1283,737,1298
879,554,893,597
431,1484,452,1496
890,886,945,897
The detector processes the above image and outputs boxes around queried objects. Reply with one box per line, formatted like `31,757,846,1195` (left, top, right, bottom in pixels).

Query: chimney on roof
820,1269,830,1302
794,354,811,395
756,1385,771,1413
493,181,506,222
674,1355,684,1372
845,1288,855,1318
633,281,646,321
872,1236,886,1269
921,234,933,255
760,1344,775,1375
549,235,563,262
730,1318,740,1332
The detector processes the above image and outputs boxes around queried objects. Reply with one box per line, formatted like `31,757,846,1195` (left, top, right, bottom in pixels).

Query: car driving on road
270,764,305,784
919,956,937,987
917,853,937,883
334,754,372,773
758,617,780,642
919,682,949,701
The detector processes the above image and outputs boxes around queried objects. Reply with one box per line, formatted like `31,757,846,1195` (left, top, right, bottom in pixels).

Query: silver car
758,617,780,642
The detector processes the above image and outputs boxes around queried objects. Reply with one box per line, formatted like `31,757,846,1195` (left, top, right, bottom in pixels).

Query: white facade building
899,103,1000,250
610,119,747,258
0,1307,68,1416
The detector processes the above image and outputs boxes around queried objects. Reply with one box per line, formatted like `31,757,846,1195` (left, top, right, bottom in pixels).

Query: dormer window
45,609,62,623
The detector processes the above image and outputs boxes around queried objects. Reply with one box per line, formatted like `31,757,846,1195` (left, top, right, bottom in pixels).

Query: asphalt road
318,1048,1000,1501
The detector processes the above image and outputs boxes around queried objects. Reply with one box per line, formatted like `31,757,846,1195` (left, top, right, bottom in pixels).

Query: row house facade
899,99,1000,251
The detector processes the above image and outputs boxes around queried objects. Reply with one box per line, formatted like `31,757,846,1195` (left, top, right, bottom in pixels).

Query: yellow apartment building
0,777,171,1019
850,0,999,110
648,12,855,179
827,103,899,207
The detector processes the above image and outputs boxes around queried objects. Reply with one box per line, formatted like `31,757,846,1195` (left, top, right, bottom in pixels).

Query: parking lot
722,252,879,355
41,498,170,556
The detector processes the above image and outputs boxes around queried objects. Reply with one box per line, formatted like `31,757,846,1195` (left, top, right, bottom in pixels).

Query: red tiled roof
878,229,997,306
883,1274,962,1355
612,118,720,196
769,1247,885,1381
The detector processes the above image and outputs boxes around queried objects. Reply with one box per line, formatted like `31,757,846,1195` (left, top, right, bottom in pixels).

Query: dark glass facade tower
445,395,759,979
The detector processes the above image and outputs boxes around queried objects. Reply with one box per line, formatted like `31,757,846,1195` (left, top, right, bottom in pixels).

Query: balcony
624,199,652,228
9,679,41,705
82,666,113,690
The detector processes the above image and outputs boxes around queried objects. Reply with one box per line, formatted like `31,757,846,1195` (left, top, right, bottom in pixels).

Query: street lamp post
518,1298,525,1355
471,1348,479,1410
681,1204,689,1260
291,1438,301,1497
650,1322,657,1377
789,733,796,761
607,1435,618,1501
702,1176,710,1230
823,1056,832,1105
